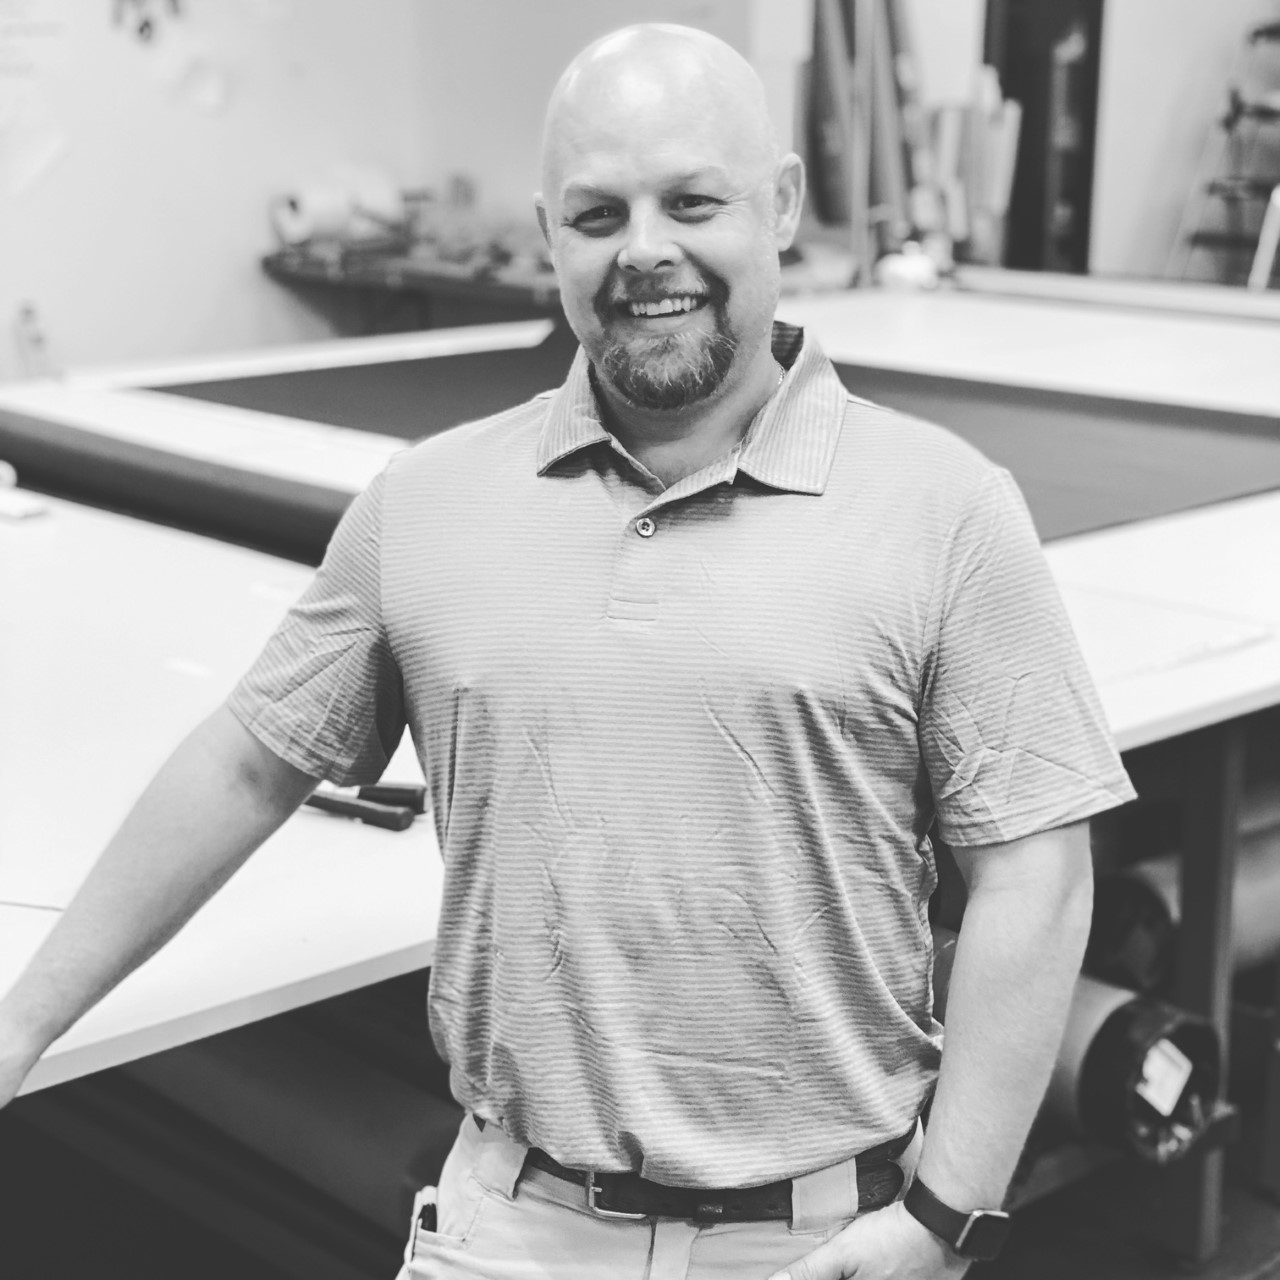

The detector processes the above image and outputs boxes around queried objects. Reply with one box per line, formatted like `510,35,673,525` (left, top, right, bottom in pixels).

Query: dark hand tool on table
354,782,427,814
304,790,416,831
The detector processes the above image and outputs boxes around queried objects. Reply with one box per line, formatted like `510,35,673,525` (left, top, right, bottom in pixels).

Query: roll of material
1088,824,1280,993
271,167,406,246
932,926,1220,1164
271,182,356,245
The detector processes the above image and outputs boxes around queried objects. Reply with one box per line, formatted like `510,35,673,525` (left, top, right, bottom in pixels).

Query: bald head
541,25,779,201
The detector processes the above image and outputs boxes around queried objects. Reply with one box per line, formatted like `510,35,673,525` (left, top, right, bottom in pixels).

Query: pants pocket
403,1174,491,1275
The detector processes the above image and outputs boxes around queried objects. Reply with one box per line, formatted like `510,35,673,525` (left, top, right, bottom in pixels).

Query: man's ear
535,195,552,249
772,154,806,251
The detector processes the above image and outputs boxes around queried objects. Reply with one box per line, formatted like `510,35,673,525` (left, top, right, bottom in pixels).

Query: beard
591,270,738,411
598,326,737,411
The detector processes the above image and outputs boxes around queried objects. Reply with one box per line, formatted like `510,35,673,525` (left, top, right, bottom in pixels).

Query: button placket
607,507,662,622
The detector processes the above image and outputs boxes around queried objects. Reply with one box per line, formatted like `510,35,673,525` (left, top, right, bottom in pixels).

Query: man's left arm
772,818,1094,1280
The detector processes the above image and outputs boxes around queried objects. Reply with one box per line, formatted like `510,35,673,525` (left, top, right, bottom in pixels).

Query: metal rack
1169,22,1280,287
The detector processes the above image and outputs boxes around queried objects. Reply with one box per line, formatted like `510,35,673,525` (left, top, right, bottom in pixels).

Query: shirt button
635,517,656,538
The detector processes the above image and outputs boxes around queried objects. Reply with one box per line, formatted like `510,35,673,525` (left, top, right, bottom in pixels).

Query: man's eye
571,206,622,232
672,195,719,216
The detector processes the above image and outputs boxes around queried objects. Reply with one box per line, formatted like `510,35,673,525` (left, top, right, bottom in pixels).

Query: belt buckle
586,1173,648,1221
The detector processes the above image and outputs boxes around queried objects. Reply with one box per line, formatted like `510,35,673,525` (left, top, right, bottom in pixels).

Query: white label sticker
1136,1037,1194,1118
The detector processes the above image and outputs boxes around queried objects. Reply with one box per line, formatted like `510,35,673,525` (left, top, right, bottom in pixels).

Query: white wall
418,0,754,220
0,0,435,380
749,0,814,158
901,0,987,106
1091,0,1280,278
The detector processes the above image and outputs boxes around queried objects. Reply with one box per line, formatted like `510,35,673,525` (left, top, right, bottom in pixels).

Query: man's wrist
911,1150,1010,1226
891,1202,974,1275
902,1176,1012,1262
0,1000,51,1082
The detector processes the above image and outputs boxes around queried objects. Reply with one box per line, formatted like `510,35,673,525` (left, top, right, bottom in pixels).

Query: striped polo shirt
228,322,1134,1188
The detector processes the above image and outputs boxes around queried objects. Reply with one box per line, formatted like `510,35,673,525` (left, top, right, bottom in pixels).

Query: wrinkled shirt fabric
228,323,1135,1188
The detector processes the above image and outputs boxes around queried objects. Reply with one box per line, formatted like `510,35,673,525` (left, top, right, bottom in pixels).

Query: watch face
958,1211,1012,1261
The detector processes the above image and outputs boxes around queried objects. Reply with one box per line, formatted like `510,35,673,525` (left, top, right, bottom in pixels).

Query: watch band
902,1177,1012,1261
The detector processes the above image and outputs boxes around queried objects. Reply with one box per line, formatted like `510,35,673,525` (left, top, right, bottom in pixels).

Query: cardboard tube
1089,825,1280,992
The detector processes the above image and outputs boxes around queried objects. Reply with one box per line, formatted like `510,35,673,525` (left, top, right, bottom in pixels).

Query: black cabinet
986,0,1105,272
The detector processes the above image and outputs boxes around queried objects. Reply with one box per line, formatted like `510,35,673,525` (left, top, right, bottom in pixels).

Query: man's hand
769,1202,970,1280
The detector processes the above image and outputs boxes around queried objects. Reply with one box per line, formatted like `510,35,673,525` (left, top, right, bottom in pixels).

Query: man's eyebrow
561,168,733,204
561,184,616,205
663,167,733,186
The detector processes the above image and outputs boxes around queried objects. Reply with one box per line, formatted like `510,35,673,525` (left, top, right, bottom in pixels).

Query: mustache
595,265,730,316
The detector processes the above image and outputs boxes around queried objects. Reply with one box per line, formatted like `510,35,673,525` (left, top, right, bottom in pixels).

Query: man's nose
617,206,680,272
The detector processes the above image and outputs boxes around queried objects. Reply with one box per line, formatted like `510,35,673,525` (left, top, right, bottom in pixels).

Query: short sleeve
919,468,1135,847
226,469,406,786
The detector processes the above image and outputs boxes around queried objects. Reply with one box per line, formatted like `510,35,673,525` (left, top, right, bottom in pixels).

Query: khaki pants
398,1115,922,1280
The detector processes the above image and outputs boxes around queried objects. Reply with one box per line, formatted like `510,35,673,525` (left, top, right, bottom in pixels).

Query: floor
0,1108,293,1280
8,1105,1280,1280
985,1164,1280,1280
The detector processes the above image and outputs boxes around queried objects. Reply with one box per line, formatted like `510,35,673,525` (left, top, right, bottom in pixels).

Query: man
0,23,1133,1280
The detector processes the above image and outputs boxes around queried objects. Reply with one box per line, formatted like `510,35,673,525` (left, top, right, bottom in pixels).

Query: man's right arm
0,704,318,1106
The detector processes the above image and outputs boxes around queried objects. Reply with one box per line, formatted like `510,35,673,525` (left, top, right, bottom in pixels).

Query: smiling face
537,28,803,414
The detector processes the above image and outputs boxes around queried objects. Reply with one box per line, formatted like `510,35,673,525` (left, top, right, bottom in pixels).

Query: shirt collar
534,346,612,473
535,321,848,495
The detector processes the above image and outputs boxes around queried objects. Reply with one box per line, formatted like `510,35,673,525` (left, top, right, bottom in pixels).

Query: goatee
598,326,737,411
592,266,737,411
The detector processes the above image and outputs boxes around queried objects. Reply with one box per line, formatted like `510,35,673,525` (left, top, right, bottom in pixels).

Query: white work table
778,287,1280,418
1,292,1277,1051
3,475,1278,1093
0,495,442,1093
0,320,555,500
1049,489,1280,751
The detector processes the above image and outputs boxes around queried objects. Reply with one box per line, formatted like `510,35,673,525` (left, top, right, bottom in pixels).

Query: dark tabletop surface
149,323,1280,543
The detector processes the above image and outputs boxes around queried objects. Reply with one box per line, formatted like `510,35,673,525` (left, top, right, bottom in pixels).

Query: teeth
627,295,702,317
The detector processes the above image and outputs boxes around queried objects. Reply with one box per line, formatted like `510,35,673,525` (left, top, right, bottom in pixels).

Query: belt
480,1118,914,1224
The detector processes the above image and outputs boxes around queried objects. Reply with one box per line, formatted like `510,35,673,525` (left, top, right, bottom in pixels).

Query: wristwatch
902,1177,1012,1261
